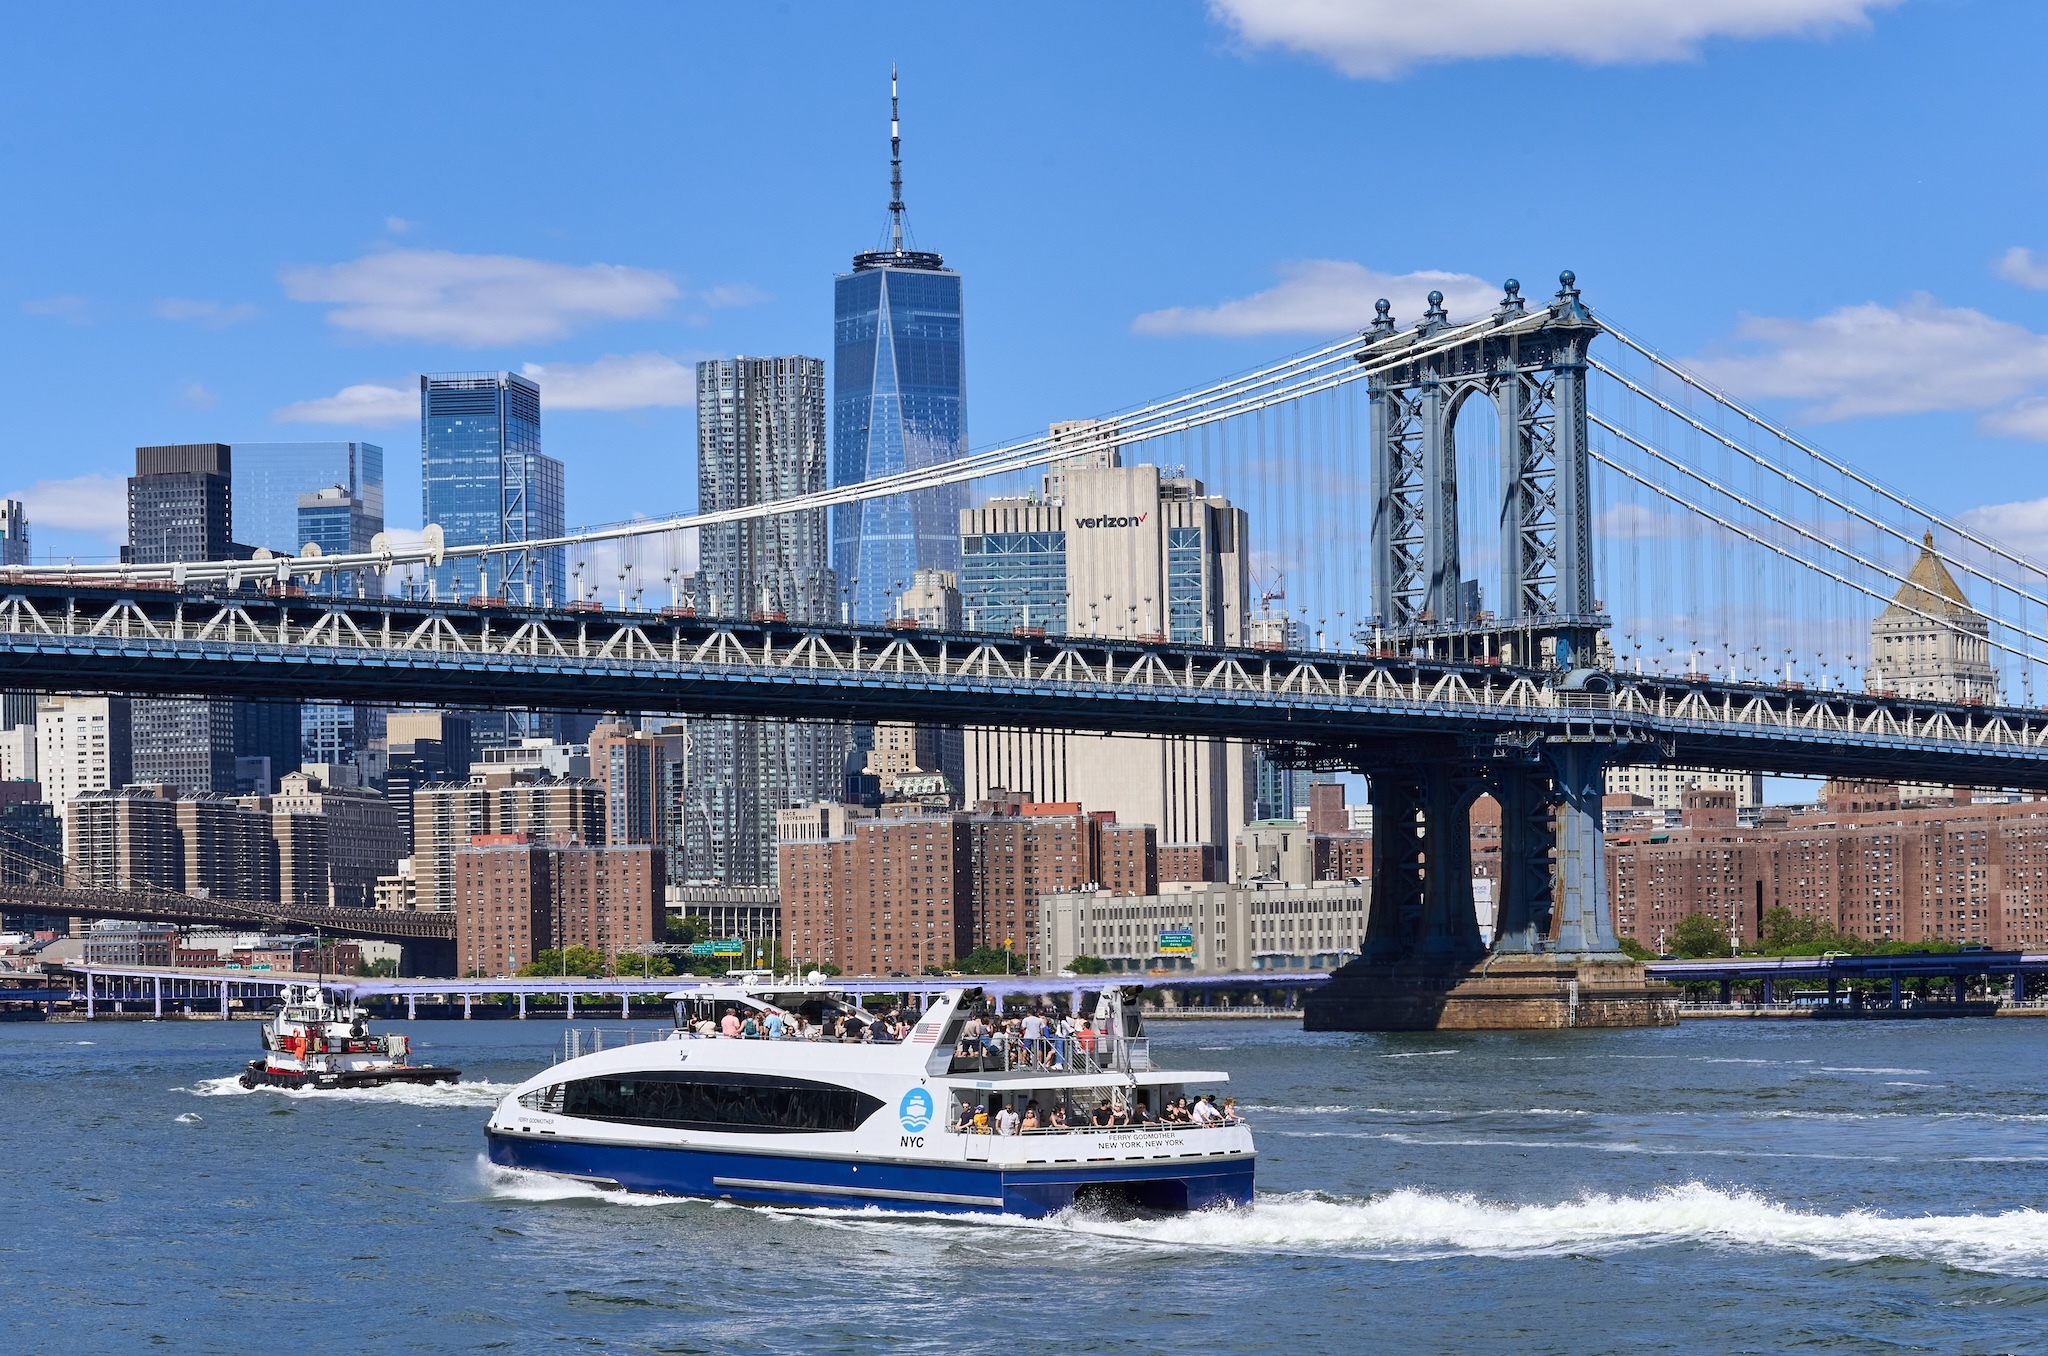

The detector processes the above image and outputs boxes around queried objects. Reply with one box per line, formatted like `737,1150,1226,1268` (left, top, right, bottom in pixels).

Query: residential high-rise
454,836,662,976
246,769,403,909
0,498,27,565
958,432,1255,856
588,719,684,846
35,697,132,819
685,357,843,886
411,769,604,912
832,69,967,624
0,800,65,933
420,372,563,605
231,441,385,557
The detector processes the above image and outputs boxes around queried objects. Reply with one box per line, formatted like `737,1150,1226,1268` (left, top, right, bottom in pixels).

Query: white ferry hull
484,1130,1254,1217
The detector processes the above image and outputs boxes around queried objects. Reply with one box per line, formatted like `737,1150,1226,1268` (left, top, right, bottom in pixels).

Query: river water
3,1014,2045,1354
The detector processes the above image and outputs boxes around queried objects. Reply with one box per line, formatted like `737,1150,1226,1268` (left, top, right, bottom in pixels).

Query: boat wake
181,1075,514,1107
478,1157,2048,1277
1045,1184,2048,1275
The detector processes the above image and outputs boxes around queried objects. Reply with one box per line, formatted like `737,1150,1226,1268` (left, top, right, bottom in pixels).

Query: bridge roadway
6,583,2048,786
0,880,456,945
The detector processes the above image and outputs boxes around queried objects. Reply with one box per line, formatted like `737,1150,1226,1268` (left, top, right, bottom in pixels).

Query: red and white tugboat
239,985,460,1090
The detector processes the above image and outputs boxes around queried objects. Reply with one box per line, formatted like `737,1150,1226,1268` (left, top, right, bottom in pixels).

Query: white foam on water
1820,1066,1932,1076
1038,1185,2048,1275
180,1075,514,1107
1380,1049,1459,1059
173,1112,202,1125
479,1158,697,1208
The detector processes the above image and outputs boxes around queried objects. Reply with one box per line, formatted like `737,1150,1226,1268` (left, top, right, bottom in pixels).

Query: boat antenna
888,63,905,254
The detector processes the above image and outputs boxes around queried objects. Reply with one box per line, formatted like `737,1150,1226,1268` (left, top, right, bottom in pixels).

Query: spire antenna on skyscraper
888,63,905,254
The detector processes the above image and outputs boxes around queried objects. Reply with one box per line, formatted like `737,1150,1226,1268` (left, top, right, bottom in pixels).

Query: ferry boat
239,984,461,1090
485,983,1253,1217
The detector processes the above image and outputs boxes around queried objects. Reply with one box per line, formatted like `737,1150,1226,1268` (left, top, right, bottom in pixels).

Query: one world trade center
832,66,967,624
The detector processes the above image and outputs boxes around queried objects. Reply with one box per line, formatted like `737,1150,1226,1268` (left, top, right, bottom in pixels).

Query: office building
1041,878,1370,976
0,691,33,732
231,441,385,557
454,836,662,976
832,70,968,623
666,883,780,955
1865,533,1998,703
82,921,182,968
863,569,964,799
125,443,239,566
958,430,1254,859
386,711,474,855
411,769,604,912
35,697,132,819
297,484,378,595
685,357,843,887
0,799,65,933
420,372,563,604
0,498,27,565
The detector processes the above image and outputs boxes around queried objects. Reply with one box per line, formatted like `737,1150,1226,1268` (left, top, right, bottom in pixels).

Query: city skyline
4,3,2046,581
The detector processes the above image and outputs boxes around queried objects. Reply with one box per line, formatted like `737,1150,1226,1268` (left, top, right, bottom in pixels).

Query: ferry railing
558,1025,676,1064
947,1032,1151,1075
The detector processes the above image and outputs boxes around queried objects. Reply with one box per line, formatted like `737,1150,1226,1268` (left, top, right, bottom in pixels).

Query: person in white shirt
996,1103,1020,1136
1191,1094,1221,1126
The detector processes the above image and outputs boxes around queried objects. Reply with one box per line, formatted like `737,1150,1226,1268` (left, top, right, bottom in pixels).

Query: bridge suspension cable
9,308,1548,590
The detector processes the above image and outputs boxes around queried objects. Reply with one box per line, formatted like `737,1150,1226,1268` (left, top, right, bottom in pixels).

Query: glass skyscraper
420,372,564,603
831,73,967,623
231,442,384,556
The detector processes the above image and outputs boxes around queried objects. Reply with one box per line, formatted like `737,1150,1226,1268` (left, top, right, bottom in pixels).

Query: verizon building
958,424,1253,860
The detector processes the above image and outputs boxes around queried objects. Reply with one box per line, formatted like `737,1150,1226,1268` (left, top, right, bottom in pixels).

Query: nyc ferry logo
898,1087,934,1146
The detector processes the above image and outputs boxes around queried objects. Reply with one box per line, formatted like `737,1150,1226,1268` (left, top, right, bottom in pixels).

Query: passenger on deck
720,1008,741,1039
1191,1094,1221,1126
972,1104,991,1134
1133,1095,1157,1127
1020,1100,1042,1132
764,1009,786,1040
1221,1097,1242,1124
739,1012,761,1039
1049,1104,1069,1130
956,1103,976,1133
1092,1099,1114,1128
996,1101,1020,1136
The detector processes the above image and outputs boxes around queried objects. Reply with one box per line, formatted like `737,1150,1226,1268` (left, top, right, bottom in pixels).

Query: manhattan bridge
7,273,2048,1019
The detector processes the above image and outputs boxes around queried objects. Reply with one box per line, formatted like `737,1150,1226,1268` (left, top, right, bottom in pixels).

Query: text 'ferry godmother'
486,983,1253,1217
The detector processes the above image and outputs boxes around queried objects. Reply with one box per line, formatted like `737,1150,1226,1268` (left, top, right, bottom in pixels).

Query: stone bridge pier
1303,734,1677,1032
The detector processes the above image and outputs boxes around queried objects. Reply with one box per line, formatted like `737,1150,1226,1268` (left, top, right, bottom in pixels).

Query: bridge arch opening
1447,383,1502,630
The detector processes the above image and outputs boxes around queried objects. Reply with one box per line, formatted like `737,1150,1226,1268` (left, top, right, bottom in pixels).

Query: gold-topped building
1864,532,1997,704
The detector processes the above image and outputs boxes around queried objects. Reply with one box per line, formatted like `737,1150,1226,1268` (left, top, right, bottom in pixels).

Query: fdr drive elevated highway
7,582,2048,789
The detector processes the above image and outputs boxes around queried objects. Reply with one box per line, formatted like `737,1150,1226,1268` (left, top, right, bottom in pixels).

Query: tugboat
486,983,1253,1217
239,984,460,1090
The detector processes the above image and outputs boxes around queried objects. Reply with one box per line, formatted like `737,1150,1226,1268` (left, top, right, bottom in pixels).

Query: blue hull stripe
486,1133,1254,1218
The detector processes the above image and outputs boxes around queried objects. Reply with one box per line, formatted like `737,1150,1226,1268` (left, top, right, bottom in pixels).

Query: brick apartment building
778,798,1160,975
1606,782,2048,952
454,835,662,976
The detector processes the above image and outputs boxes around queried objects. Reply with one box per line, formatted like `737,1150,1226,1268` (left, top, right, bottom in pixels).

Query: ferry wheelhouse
485,984,1253,1217
240,984,461,1090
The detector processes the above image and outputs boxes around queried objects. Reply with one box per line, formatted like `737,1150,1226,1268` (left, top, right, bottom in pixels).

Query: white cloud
21,294,87,323
699,282,771,309
384,216,417,236
179,382,218,410
273,381,416,426
518,352,702,411
156,298,260,327
1960,496,2048,567
1688,295,2048,422
1210,0,1903,79
1980,396,2048,441
1995,247,2048,291
279,248,679,346
3,474,127,540
1133,261,1500,337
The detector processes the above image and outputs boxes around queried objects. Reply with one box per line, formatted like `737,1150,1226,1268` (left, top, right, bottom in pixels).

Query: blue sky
5,0,2047,567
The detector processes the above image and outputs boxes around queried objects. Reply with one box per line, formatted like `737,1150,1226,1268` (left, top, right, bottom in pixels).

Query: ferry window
558,1071,884,1134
